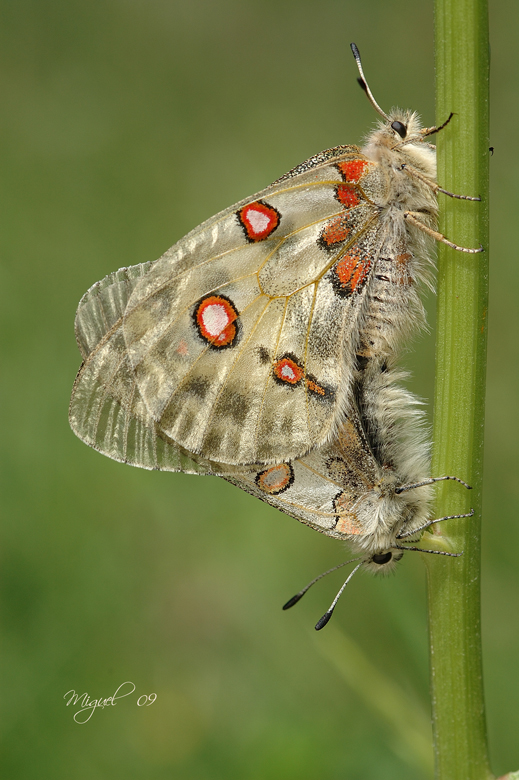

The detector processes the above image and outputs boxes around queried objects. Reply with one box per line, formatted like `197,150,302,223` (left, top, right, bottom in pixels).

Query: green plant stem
425,1,491,778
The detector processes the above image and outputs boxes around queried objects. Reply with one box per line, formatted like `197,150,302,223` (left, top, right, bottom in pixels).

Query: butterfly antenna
282,557,363,610
315,562,364,630
350,43,391,122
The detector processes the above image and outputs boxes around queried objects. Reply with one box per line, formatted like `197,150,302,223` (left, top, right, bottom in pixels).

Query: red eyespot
194,295,239,348
237,200,281,242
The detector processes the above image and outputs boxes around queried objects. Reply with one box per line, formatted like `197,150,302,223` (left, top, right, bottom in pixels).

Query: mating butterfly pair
69,44,479,627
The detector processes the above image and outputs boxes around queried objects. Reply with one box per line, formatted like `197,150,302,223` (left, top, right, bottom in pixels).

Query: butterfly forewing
121,148,381,464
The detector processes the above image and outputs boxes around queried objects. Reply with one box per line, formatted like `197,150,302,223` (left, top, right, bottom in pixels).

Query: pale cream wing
122,148,382,465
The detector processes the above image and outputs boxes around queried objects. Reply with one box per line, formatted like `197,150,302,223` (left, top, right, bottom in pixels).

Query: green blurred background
1,1,517,777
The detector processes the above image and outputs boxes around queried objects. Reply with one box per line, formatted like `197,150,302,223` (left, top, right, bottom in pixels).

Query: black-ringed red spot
237,200,281,242
318,215,351,251
255,463,294,495
335,160,369,183
331,253,371,298
334,183,361,209
193,294,239,349
272,354,304,386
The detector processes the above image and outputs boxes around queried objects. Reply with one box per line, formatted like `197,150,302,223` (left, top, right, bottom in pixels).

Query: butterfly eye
372,552,393,565
391,120,407,139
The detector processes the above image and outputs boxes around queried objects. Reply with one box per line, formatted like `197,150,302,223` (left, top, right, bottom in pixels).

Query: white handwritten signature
64,681,157,723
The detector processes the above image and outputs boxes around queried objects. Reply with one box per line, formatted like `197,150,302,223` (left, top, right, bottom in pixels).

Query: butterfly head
363,549,404,575
384,109,424,146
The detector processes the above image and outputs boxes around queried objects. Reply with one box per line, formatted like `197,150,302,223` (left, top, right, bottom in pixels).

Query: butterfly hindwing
225,414,381,539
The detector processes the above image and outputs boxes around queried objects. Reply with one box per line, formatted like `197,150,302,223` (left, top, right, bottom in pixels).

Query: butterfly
70,267,472,628
70,44,481,468
70,44,479,625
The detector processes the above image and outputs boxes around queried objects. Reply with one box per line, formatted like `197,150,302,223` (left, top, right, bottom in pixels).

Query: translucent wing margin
70,266,215,474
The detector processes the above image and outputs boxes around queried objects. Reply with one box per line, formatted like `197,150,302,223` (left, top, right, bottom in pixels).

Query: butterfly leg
397,508,475,539
393,545,463,558
403,211,483,253
395,474,472,494
401,163,481,201
419,112,455,137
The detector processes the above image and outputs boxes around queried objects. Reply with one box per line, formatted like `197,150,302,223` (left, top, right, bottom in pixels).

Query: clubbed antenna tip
349,42,390,122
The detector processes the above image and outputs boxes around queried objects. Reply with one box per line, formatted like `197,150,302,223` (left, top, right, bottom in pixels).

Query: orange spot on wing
335,183,361,208
334,254,371,295
335,515,363,535
306,378,325,396
333,491,364,535
319,215,350,248
256,463,294,495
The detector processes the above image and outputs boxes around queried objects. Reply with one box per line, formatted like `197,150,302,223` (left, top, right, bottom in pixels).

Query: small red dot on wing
273,357,304,385
176,339,189,356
